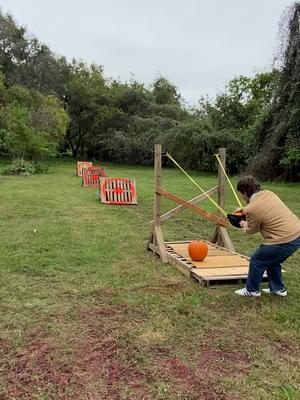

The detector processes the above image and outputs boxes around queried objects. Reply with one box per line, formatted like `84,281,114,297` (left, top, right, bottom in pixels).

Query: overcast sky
0,0,294,105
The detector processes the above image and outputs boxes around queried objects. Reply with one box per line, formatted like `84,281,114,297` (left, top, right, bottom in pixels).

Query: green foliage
280,146,300,167
198,71,279,133
0,12,27,78
0,6,292,179
3,158,35,175
152,76,181,105
0,85,68,160
0,102,50,159
0,10,70,96
64,61,108,157
248,4,300,181
279,146,300,181
162,120,246,173
0,72,5,102
33,161,49,174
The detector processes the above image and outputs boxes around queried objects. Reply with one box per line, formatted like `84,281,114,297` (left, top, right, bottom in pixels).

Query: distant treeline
1,5,299,180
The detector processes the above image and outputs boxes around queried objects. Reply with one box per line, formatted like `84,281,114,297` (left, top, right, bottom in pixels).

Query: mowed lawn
0,159,299,400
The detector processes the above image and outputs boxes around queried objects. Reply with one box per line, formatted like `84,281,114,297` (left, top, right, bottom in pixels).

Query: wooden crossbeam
156,186,229,227
157,186,219,224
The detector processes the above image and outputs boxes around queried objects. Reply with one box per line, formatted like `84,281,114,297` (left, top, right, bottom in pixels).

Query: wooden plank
170,242,227,251
112,180,116,203
166,252,194,276
168,242,248,259
219,226,235,252
154,145,162,227
191,256,249,268
118,179,123,203
157,186,219,224
170,246,235,257
122,179,126,203
211,148,235,252
218,148,226,214
156,187,229,227
155,226,168,263
193,275,248,286
130,178,137,204
192,267,249,277
149,144,167,261
148,242,159,254
168,243,229,257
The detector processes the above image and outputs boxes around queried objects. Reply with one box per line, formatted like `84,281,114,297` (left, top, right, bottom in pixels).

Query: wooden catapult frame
148,144,236,263
147,145,270,286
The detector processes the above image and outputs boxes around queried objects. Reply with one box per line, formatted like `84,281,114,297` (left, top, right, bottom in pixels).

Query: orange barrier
76,162,93,176
82,167,107,187
99,178,137,205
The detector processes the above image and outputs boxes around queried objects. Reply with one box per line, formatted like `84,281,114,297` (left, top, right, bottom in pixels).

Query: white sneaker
234,288,261,297
262,288,287,297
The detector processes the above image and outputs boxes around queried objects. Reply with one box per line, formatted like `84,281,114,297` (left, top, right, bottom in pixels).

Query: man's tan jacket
242,190,300,245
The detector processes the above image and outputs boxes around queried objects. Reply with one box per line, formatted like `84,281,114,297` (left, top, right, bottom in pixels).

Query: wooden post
218,148,226,216
211,148,235,251
148,144,168,262
154,144,162,231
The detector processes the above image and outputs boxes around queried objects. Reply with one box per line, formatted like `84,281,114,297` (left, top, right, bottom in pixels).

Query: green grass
0,159,299,400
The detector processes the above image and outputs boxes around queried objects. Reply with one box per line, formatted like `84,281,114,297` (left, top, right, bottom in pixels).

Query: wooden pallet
77,161,93,177
99,178,137,205
165,241,254,286
82,167,107,187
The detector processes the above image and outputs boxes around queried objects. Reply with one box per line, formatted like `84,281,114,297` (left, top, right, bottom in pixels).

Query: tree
152,77,182,105
64,61,108,156
248,3,300,181
197,71,279,133
0,81,68,160
0,11,27,78
0,10,70,97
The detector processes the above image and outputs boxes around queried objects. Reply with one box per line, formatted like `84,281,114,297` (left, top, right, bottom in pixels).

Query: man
234,175,300,297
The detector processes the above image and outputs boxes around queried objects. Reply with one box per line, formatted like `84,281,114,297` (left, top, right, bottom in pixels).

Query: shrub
34,161,49,174
3,159,35,175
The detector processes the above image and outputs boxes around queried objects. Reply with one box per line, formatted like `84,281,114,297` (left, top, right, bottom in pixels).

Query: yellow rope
166,153,228,217
215,154,243,208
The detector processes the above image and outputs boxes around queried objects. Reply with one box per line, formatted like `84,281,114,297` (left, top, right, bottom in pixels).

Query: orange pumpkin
188,240,208,261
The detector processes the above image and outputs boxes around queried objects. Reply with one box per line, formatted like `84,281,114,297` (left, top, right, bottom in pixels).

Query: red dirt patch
196,348,251,377
71,304,152,399
149,341,251,400
2,336,74,399
152,352,244,400
1,303,250,399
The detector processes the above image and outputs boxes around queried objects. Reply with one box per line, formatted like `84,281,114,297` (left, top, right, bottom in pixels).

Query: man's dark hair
237,175,262,197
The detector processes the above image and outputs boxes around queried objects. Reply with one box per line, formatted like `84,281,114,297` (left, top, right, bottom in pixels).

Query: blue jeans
246,236,300,292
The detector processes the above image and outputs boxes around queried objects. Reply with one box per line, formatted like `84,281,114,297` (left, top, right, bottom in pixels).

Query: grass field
0,159,299,400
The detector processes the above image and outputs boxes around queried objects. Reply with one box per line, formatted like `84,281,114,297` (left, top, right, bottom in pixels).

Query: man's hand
234,208,244,214
239,220,247,228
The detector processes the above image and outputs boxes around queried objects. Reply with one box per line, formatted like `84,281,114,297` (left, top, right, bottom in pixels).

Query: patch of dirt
155,356,234,400
196,347,251,377
2,336,74,399
0,337,11,353
150,341,251,400
72,303,152,399
1,303,251,400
